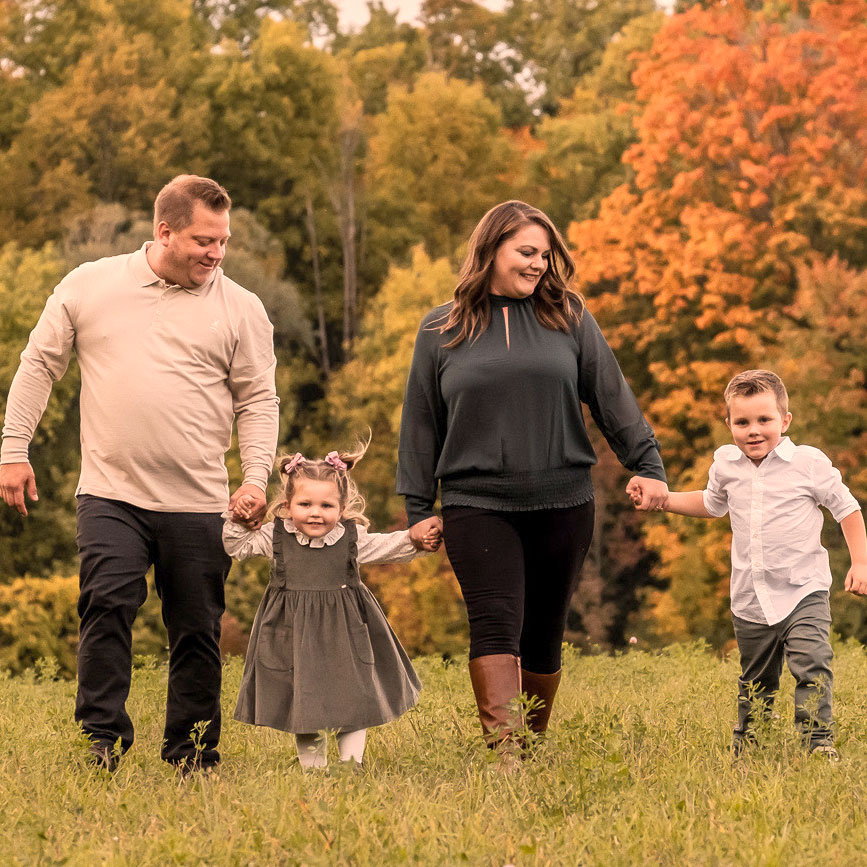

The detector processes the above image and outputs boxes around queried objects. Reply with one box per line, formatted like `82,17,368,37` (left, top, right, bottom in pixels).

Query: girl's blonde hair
271,436,371,527
431,200,584,348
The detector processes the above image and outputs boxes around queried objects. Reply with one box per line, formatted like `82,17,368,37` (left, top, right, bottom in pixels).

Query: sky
335,0,505,30
334,0,671,31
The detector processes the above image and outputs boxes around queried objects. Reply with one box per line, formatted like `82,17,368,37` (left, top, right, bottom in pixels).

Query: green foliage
527,11,664,229
505,0,658,115
774,259,867,644
0,21,208,244
0,575,79,675
6,643,867,862
365,72,519,267
326,246,456,525
0,243,80,577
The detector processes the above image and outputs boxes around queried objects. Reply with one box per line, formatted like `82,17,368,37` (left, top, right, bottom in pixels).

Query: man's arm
841,510,867,595
1,278,77,515
227,299,279,523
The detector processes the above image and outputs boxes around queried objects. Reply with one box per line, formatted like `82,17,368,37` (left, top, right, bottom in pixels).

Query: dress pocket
256,625,294,671
349,624,375,666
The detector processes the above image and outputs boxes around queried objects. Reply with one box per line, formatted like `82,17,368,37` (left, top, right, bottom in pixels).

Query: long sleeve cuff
405,495,436,527
0,436,31,464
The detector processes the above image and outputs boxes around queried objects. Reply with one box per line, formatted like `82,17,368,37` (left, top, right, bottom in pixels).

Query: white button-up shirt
702,437,860,625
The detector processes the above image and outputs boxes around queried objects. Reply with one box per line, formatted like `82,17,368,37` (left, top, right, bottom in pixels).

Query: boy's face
726,392,792,466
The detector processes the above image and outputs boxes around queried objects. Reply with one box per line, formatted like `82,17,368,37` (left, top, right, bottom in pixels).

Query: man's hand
0,462,38,516
845,563,867,596
625,476,669,512
409,516,443,551
229,483,267,529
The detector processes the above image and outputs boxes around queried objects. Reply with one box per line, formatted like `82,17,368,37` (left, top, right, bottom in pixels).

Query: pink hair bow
324,451,347,472
282,453,306,475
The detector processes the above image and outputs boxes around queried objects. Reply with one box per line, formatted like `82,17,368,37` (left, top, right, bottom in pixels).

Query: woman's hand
409,516,443,551
626,477,669,511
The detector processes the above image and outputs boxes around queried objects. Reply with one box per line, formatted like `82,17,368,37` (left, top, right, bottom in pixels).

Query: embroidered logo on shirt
209,319,221,332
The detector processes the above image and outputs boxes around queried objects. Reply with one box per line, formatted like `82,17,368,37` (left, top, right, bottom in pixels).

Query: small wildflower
629,636,638,645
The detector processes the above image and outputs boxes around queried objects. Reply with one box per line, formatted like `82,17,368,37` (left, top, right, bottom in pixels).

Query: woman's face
489,223,550,299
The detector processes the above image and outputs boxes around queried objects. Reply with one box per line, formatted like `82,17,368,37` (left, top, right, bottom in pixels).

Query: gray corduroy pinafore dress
234,520,421,733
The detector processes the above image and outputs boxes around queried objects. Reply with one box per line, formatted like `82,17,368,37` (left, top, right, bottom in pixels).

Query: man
0,175,279,772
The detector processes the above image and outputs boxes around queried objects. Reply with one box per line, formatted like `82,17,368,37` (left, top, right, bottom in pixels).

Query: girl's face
489,223,550,299
287,478,342,538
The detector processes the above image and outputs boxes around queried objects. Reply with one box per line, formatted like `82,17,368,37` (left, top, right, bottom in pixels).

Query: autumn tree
569,0,867,643
365,71,519,271
527,11,664,229
503,0,657,116
774,259,867,643
323,247,466,653
0,244,80,578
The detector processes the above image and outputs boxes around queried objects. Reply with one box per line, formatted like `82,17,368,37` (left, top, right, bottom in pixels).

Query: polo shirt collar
129,242,217,295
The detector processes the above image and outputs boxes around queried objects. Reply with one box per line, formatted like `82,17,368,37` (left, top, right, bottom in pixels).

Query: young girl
223,441,440,769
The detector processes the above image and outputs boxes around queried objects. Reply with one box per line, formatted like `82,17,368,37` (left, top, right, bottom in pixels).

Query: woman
397,201,668,753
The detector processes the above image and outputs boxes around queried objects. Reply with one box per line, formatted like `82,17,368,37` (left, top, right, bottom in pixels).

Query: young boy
628,370,867,757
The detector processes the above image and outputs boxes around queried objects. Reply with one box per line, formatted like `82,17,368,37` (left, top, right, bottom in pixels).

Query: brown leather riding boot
468,654,522,747
521,668,562,735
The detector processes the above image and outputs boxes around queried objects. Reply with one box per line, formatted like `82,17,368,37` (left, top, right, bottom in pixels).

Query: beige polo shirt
1,243,279,512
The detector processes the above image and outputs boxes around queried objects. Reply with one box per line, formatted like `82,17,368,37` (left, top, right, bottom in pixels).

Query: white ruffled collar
282,518,346,548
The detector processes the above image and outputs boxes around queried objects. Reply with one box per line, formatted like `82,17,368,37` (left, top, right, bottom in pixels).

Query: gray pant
732,591,833,750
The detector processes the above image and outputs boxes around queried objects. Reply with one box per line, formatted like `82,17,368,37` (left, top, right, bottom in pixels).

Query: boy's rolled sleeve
702,462,729,517
811,452,860,523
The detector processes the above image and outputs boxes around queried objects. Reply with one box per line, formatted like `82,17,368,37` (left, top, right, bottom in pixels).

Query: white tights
295,729,367,768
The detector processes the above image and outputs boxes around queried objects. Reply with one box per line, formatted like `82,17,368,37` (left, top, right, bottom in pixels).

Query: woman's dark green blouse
397,294,666,526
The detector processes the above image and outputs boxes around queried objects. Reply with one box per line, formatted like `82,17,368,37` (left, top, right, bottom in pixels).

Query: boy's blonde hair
271,436,371,527
724,370,789,417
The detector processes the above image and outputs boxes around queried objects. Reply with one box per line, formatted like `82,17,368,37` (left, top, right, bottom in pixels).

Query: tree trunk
304,191,330,376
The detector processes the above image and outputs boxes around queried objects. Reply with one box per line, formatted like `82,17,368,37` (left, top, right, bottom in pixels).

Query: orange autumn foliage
568,0,867,643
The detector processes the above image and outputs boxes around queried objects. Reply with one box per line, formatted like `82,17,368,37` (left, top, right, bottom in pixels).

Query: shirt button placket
152,281,171,331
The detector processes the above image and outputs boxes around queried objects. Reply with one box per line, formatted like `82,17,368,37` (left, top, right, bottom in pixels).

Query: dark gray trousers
75,495,230,765
732,590,833,750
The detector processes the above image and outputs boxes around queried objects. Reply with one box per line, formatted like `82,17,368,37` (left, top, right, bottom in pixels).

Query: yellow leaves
0,575,79,676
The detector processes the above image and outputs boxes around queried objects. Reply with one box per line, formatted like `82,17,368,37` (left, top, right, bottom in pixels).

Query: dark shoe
521,668,562,735
468,654,522,749
87,743,119,773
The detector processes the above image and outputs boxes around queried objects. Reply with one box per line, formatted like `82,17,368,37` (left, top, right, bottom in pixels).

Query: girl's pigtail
336,430,372,471
335,432,372,527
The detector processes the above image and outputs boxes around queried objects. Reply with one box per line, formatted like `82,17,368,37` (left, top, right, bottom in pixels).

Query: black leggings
442,501,594,674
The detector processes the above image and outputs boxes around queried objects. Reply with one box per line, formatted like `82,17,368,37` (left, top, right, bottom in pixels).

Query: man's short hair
153,175,231,232
724,369,789,416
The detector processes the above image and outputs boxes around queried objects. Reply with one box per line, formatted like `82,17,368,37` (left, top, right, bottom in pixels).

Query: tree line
1,0,865,671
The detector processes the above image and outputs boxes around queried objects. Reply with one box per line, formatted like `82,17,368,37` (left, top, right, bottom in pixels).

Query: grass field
3,641,867,866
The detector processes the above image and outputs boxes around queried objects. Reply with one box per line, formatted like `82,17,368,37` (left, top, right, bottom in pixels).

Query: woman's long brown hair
432,201,584,347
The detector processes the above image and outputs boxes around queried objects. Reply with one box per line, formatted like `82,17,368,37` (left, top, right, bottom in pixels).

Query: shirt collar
770,436,795,461
283,518,345,548
129,242,217,295
718,436,795,463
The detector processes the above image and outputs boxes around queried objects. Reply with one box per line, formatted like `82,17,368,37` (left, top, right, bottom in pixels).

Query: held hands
0,462,38,516
229,484,267,530
626,476,670,512
845,563,867,596
409,515,443,552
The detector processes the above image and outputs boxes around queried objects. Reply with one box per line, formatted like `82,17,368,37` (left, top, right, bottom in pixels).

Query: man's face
156,202,230,289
